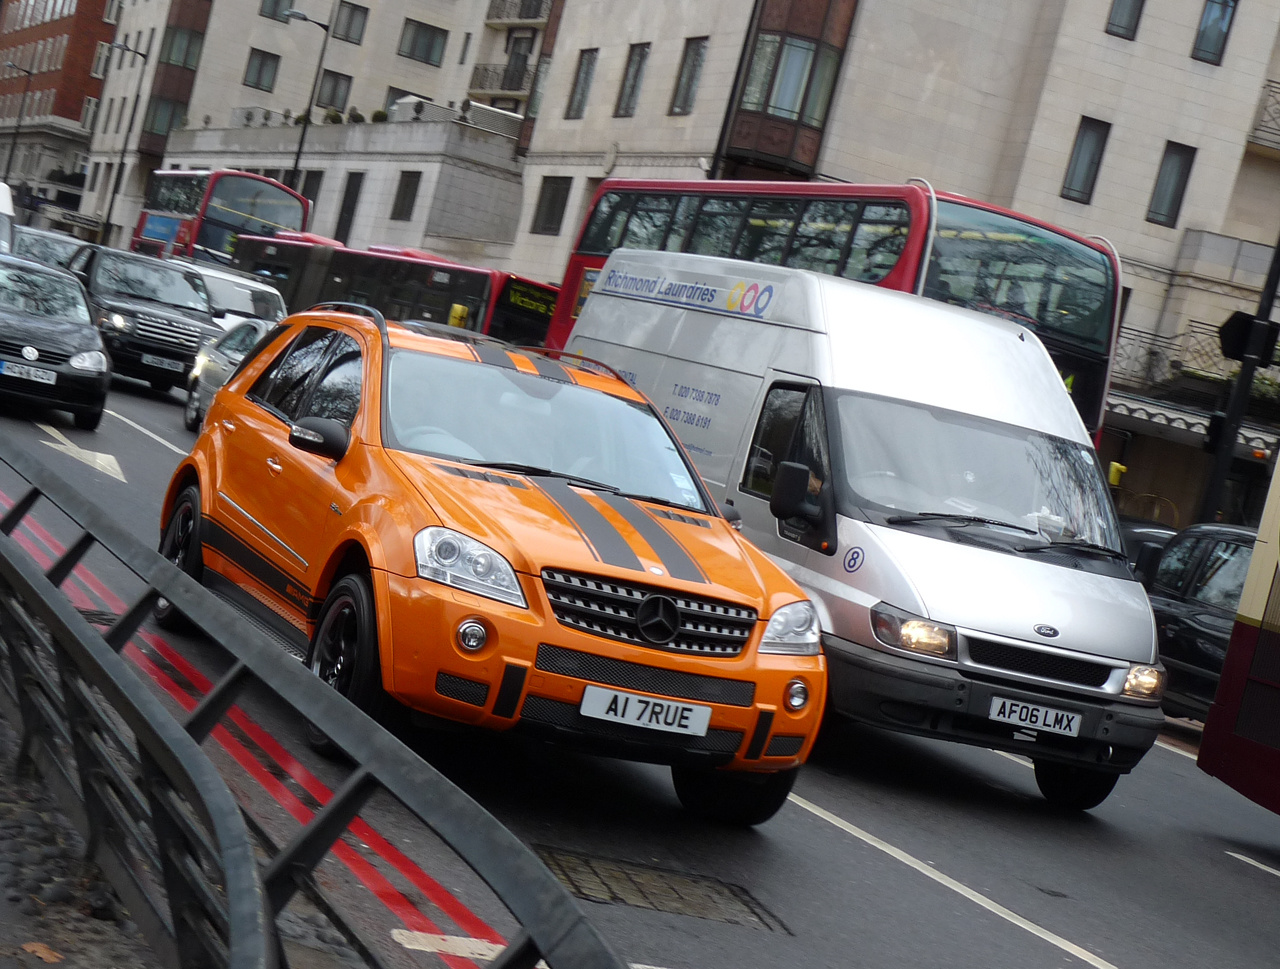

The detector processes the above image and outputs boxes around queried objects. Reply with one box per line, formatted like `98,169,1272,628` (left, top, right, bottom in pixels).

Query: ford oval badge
1034,624,1059,638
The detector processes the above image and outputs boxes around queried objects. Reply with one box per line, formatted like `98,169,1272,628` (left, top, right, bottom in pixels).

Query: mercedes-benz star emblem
635,594,681,644
1034,624,1060,638
20,346,38,361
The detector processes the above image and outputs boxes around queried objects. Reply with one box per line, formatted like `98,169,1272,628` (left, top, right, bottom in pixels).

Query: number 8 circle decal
843,547,865,573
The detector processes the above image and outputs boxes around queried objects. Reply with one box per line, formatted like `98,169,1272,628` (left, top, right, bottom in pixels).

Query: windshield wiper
1015,539,1128,561
885,512,1038,535
467,461,619,493
614,491,705,514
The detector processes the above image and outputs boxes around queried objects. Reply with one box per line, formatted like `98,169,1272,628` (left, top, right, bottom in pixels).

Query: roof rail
394,318,509,346
521,347,632,385
306,301,388,340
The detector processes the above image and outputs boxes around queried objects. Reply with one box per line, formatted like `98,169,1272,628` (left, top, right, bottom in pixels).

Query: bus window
663,195,701,252
579,192,631,254
619,195,677,250
734,198,803,265
785,199,859,274
687,197,748,256
842,202,910,283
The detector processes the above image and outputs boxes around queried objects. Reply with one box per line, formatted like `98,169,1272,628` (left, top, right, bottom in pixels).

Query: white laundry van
567,249,1165,810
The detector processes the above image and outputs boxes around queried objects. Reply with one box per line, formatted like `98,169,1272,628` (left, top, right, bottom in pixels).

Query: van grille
966,638,1114,687
131,314,203,353
536,644,755,706
541,568,757,657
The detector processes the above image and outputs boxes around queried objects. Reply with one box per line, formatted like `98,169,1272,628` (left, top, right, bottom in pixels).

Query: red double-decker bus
132,169,310,264
546,178,1123,435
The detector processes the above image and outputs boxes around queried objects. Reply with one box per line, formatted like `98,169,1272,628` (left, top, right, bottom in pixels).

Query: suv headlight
1123,664,1165,699
69,350,109,373
96,311,130,331
871,602,956,658
760,601,821,655
413,527,526,608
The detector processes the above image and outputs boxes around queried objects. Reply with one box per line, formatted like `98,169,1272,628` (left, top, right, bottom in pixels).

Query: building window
459,31,472,64
142,97,186,137
1192,0,1236,64
159,27,203,70
530,176,572,235
613,43,649,118
332,2,367,45
390,171,422,221
88,161,100,192
398,19,447,66
259,0,291,22
243,49,279,91
89,41,110,78
1105,0,1145,39
1147,142,1196,227
564,48,597,119
103,0,120,24
316,70,352,111
301,170,324,204
669,36,707,115
80,96,99,130
1061,117,1110,204
740,32,840,128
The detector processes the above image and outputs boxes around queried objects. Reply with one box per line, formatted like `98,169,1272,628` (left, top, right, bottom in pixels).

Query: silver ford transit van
567,249,1165,810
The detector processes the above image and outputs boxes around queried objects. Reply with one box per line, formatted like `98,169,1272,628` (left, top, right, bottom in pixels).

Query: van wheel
1033,760,1119,811
154,485,203,631
671,765,798,826
305,573,393,756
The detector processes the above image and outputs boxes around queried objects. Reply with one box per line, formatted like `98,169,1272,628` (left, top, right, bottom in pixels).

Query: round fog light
457,620,488,652
785,679,809,711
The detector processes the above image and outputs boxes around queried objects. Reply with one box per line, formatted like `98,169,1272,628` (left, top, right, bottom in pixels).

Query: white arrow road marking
390,931,672,969
106,408,188,455
38,423,126,482
1227,851,1280,879
788,794,1122,969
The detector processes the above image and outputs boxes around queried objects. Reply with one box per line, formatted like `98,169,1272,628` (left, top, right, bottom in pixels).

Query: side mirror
290,416,349,461
721,501,742,530
1134,541,1164,588
72,269,89,285
770,461,822,524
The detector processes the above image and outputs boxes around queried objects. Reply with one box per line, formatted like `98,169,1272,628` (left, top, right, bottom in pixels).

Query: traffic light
1204,411,1227,454
1219,311,1280,364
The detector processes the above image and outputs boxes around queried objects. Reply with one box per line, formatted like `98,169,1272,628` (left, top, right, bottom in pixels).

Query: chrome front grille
541,568,757,657
130,314,202,353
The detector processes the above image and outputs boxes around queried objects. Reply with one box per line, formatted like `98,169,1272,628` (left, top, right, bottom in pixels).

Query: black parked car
0,255,111,429
1145,522,1256,720
66,244,220,392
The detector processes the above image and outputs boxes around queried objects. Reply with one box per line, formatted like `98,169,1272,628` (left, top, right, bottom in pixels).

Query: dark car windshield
384,350,706,512
12,229,81,268
94,252,210,312
829,390,1122,549
0,265,91,324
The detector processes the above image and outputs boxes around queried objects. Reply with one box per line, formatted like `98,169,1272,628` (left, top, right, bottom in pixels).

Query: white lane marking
993,749,1033,768
1227,851,1280,879
106,408,187,455
37,423,126,482
390,931,673,969
1155,739,1197,761
788,794,1121,969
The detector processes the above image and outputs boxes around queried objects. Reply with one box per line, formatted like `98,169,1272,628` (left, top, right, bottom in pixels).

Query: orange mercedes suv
157,304,825,824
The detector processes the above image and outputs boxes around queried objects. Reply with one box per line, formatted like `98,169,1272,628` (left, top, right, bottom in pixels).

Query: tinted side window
250,327,337,420
1189,541,1252,609
742,384,807,498
733,198,803,266
1153,536,1202,594
579,192,631,254
842,202,910,283
218,323,262,356
686,197,748,256
784,199,859,274
618,195,676,250
302,335,363,427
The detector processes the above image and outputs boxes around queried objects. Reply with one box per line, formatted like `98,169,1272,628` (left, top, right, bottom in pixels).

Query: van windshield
829,391,1121,549
384,350,707,512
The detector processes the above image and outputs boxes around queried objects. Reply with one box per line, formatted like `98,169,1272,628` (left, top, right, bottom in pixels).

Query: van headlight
413,527,526,608
871,602,956,658
1123,664,1165,699
69,350,109,373
760,601,821,655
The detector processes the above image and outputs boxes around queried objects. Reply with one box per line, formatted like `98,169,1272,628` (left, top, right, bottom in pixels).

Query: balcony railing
1251,79,1280,151
485,0,551,23
1111,321,1234,392
469,62,535,96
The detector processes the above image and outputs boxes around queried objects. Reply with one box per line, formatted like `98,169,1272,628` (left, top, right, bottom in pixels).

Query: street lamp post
285,8,332,192
102,41,149,246
3,62,34,184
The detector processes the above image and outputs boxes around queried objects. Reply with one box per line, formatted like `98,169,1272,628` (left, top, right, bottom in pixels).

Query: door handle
221,419,236,432
266,457,283,475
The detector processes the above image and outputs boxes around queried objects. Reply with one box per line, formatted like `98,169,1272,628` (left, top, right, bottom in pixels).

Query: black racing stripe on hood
537,478,642,572
527,355,570,383
596,493,707,584
473,343,518,370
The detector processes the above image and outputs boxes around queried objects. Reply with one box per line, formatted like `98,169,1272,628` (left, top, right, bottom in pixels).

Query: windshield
203,275,286,321
0,266,91,324
829,391,1121,549
924,201,1115,354
12,229,81,268
94,253,210,312
384,350,706,512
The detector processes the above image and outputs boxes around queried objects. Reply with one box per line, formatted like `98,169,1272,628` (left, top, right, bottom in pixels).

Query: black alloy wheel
153,485,204,631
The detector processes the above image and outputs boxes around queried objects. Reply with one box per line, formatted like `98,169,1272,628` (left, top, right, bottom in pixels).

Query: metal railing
1111,320,1240,392
1251,79,1280,152
485,0,551,22
470,62,536,95
0,441,624,969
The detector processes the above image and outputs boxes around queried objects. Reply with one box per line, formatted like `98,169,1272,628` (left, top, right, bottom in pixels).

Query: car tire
151,379,173,393
671,765,798,826
154,485,204,631
1032,760,1119,811
74,403,104,431
305,573,394,756
183,379,203,432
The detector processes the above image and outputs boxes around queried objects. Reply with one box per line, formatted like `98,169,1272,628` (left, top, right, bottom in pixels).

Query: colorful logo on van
727,281,774,317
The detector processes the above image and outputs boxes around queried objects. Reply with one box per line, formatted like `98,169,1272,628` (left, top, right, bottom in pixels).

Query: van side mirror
721,501,742,530
1134,542,1163,588
770,461,822,524
290,416,349,461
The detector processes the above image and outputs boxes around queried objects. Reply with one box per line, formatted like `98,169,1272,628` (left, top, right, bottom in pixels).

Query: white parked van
567,249,1165,810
